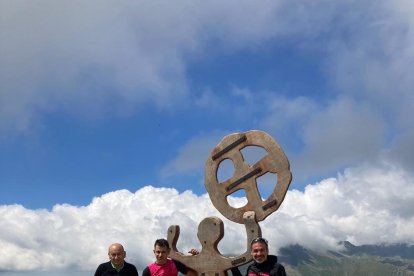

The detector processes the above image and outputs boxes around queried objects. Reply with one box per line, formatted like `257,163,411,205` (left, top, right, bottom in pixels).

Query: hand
188,249,199,255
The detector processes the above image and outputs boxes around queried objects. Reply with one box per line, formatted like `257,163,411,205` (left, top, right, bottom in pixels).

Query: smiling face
154,245,170,265
108,243,126,268
251,241,268,264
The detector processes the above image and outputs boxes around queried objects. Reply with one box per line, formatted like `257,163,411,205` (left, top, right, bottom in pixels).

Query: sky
1,0,414,275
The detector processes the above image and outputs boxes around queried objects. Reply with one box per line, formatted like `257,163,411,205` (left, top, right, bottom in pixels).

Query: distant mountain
275,241,414,275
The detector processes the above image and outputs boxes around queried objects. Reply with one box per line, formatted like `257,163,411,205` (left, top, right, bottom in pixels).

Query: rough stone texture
205,130,292,224
167,211,261,276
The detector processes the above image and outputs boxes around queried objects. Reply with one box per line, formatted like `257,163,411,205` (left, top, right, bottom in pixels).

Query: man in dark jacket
232,237,286,276
94,243,139,276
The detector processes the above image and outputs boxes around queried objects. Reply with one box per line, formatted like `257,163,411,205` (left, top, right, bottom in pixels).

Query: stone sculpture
167,130,292,276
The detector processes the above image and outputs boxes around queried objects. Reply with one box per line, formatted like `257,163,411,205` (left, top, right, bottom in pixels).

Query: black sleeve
230,267,243,276
271,264,286,276
277,265,286,276
142,266,150,276
133,266,139,276
173,259,188,274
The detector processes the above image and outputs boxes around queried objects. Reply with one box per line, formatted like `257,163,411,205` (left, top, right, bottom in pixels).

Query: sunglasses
250,237,268,245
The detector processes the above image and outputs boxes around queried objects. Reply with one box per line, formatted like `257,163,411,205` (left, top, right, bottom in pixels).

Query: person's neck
254,257,267,264
112,261,124,269
156,260,168,265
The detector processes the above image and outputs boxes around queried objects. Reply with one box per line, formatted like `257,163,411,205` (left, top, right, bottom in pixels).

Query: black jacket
232,255,286,276
94,261,139,276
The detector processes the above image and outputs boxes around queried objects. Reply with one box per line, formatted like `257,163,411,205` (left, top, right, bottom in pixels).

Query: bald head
109,243,125,252
108,243,126,268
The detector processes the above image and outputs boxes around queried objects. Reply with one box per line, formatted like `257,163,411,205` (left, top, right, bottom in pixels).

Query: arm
186,267,199,276
186,249,199,276
173,259,199,276
230,267,243,276
173,249,199,275
94,264,103,276
173,259,188,274
276,265,286,276
270,264,286,276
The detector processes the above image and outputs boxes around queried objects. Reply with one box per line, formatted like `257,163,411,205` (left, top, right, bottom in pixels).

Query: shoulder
97,261,112,269
94,262,112,275
124,261,139,274
271,264,286,276
267,256,286,276
142,266,151,276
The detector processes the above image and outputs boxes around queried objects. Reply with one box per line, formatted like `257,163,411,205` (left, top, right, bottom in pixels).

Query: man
142,238,198,276
232,237,286,276
95,243,139,276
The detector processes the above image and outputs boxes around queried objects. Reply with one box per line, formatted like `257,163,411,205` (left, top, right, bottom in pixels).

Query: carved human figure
167,211,261,276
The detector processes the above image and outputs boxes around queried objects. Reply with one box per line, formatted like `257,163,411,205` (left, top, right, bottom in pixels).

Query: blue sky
0,6,335,209
1,0,414,275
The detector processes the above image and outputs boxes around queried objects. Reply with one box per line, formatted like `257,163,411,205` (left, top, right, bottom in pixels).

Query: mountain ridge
275,241,414,275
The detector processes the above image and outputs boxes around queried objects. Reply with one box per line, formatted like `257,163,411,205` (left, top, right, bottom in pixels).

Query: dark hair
250,237,268,249
154,238,170,249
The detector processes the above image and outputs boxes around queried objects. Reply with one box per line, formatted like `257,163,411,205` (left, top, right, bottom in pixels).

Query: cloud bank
1,162,413,274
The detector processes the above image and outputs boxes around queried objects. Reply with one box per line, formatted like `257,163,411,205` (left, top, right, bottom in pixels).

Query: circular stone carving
205,130,292,224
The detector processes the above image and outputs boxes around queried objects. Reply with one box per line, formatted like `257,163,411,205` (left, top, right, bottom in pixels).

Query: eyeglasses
250,237,268,245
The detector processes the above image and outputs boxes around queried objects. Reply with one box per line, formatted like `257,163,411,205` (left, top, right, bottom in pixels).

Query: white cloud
1,162,413,273
275,161,414,249
0,187,219,273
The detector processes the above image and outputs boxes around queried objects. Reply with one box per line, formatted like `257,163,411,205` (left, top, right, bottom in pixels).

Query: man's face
154,245,170,265
251,242,268,264
108,245,126,268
